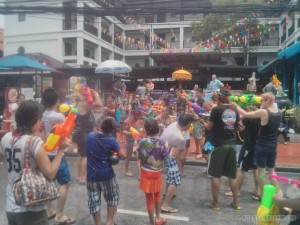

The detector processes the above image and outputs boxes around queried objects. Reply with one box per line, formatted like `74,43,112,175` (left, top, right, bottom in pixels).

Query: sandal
161,207,179,213
55,215,76,225
48,212,56,220
156,217,167,225
204,202,220,211
229,202,241,210
125,172,133,177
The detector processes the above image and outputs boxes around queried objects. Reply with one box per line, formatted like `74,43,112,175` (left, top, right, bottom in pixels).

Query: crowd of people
0,74,299,225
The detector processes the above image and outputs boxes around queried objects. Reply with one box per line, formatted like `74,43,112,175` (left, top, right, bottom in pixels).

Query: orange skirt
139,168,162,193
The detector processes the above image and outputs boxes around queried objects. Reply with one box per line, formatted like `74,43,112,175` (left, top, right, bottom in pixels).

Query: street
0,157,295,225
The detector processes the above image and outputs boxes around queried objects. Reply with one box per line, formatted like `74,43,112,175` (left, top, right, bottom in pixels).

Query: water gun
44,108,78,152
153,104,164,111
130,127,143,138
59,103,74,113
189,102,202,114
82,85,93,104
256,184,280,225
135,105,146,112
270,173,300,188
230,94,261,107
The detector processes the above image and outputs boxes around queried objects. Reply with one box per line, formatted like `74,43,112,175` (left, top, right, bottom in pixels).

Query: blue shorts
49,156,71,185
166,158,181,186
253,144,277,168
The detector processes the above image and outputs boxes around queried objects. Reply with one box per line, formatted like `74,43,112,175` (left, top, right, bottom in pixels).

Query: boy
86,117,125,225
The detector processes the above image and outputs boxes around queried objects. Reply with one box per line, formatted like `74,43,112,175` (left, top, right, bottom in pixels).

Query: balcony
101,32,112,44
114,40,123,49
288,24,295,37
84,24,98,37
63,19,77,30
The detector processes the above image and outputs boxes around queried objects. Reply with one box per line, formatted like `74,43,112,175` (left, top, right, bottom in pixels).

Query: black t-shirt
72,111,95,145
243,118,261,153
210,105,240,147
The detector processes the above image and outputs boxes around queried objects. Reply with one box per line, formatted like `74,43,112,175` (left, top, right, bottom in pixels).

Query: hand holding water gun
130,127,143,138
82,85,94,104
189,102,202,114
270,173,300,188
153,104,164,111
44,108,78,152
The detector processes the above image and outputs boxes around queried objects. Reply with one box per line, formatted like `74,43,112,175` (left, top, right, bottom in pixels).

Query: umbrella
95,60,132,74
172,69,192,89
0,54,55,71
172,69,192,81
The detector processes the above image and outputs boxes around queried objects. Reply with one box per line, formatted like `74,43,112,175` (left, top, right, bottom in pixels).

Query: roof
258,57,284,74
278,42,300,60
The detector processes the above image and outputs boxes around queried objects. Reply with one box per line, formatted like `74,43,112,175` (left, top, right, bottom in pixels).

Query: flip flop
48,212,56,220
251,195,261,201
204,202,220,211
224,192,240,197
156,217,167,225
161,208,179,213
55,215,76,225
229,202,241,210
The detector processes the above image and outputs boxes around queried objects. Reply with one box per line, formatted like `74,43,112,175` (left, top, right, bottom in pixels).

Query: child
123,109,143,177
137,119,168,225
86,117,125,225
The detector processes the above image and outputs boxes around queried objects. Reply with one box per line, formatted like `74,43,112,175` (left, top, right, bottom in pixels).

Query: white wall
5,13,63,36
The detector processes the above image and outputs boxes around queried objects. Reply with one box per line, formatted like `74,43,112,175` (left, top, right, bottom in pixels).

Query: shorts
208,144,237,179
253,144,277,168
49,156,71,185
237,145,257,172
192,121,204,140
77,142,87,157
87,176,120,214
166,158,181,186
6,210,48,225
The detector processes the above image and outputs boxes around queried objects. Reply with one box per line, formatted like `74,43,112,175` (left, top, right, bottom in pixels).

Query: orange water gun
82,85,94,104
153,104,164,110
44,108,78,152
130,127,143,138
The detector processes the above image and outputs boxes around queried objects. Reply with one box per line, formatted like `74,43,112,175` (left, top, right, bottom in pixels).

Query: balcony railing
63,19,77,30
101,32,112,44
84,24,98,37
114,40,123,49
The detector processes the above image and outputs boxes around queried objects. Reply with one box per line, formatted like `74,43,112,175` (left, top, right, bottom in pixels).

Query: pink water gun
270,173,300,188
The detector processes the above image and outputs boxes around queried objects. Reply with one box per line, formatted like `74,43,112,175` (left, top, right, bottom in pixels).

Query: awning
278,42,300,59
258,57,284,74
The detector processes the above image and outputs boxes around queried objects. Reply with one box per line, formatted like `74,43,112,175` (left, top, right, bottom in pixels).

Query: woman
137,119,168,225
0,100,68,225
246,78,257,93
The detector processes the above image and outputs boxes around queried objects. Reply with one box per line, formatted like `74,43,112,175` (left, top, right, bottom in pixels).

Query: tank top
257,109,281,147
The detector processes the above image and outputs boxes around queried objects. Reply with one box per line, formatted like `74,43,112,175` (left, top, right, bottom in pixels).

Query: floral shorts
192,121,204,140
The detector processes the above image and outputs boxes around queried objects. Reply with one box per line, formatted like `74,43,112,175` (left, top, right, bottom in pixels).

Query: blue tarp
0,54,55,71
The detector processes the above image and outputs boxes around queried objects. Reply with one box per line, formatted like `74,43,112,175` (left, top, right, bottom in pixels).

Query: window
18,13,26,22
84,49,90,58
65,42,72,56
248,57,257,66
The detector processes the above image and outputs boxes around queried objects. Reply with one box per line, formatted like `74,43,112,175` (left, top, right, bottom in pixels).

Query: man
209,74,224,91
262,77,277,96
113,78,126,105
136,81,146,101
160,114,194,213
246,78,257,93
146,79,154,96
200,88,243,211
231,92,281,199
42,88,75,224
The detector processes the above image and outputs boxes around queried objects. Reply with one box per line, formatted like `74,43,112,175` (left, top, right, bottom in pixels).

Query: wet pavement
0,158,297,225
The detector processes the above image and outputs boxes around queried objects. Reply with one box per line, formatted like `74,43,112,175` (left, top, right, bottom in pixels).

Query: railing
63,19,77,30
101,32,112,44
84,24,98,37
114,40,123,49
